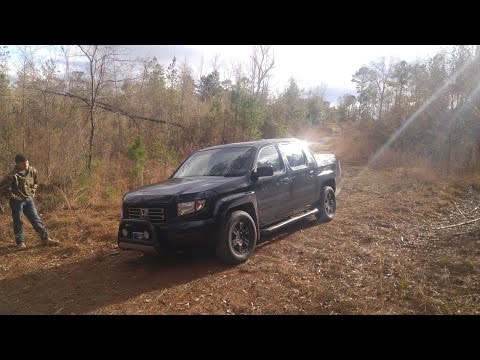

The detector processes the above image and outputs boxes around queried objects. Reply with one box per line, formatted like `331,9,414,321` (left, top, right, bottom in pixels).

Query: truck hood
123,176,248,204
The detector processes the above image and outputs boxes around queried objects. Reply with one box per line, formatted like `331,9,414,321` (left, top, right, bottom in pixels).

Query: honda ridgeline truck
118,138,341,264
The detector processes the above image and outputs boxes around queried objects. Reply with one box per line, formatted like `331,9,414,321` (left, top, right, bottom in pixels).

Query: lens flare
359,57,477,178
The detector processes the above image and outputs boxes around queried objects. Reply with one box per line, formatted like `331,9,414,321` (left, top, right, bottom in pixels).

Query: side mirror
252,165,274,181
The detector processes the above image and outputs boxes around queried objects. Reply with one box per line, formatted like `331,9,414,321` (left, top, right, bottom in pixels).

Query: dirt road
1,158,478,314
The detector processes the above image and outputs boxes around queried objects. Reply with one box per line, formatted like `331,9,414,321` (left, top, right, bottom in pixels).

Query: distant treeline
0,45,479,204
340,45,480,175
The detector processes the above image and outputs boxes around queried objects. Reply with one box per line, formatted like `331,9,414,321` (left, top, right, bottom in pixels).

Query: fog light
122,229,128,237
143,231,150,240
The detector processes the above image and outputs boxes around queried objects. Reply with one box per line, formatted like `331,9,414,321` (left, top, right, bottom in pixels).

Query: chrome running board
261,208,318,234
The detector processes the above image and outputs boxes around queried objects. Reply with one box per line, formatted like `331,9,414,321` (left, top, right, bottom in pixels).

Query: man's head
14,154,29,171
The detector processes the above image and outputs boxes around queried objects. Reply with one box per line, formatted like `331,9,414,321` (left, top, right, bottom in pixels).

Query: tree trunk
88,105,96,170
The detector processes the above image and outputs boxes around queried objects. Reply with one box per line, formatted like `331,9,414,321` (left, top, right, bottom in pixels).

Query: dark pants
9,198,49,244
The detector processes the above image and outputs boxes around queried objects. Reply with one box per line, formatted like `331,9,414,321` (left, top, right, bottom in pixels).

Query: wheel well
322,179,336,192
226,203,257,227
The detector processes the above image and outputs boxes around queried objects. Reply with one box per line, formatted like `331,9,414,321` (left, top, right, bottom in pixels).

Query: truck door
254,145,291,226
279,142,317,214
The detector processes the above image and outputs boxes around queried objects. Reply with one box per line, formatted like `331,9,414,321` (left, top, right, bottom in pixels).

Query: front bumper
117,218,217,254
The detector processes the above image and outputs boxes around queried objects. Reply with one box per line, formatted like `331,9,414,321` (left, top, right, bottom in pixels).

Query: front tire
215,210,257,265
316,186,336,223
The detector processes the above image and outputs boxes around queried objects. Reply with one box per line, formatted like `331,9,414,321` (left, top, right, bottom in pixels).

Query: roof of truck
200,138,300,151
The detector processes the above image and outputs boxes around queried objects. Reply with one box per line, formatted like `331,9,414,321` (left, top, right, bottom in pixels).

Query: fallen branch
436,217,480,229
36,89,185,129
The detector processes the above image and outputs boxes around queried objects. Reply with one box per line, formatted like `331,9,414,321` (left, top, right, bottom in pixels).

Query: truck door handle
280,178,291,184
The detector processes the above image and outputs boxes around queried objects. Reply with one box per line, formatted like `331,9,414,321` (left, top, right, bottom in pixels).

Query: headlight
177,200,206,216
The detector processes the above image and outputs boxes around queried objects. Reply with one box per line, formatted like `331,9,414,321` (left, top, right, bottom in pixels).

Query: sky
4,45,453,105
126,45,453,104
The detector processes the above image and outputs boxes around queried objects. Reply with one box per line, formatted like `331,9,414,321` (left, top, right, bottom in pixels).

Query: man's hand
0,193,7,213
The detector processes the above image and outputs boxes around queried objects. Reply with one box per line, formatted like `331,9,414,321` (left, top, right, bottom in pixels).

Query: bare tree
77,45,127,169
249,45,275,101
17,46,38,153
210,53,221,73
370,57,393,122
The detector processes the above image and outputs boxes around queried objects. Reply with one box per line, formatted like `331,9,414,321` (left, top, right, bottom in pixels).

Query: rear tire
215,210,257,265
315,186,336,223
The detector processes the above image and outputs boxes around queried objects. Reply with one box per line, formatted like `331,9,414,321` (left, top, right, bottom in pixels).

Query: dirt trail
0,134,479,314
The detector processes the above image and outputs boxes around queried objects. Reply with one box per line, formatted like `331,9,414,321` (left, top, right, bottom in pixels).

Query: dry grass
333,124,377,164
0,128,479,315
0,161,478,315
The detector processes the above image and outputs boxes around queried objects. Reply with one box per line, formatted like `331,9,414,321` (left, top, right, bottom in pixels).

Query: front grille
128,207,165,223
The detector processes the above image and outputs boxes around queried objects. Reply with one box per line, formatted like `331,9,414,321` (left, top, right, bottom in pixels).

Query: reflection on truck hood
123,176,248,204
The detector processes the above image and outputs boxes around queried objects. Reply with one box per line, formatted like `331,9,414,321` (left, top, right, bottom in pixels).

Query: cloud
124,45,200,64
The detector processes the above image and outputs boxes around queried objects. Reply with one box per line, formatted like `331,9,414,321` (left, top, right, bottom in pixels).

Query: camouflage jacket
0,166,39,201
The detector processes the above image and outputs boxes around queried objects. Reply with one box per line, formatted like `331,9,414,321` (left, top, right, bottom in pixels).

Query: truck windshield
173,146,255,177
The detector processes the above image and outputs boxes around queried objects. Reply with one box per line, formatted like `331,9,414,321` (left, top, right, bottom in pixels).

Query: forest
1,45,479,209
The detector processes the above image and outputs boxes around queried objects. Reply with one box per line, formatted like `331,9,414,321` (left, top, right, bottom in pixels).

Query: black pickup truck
118,138,341,264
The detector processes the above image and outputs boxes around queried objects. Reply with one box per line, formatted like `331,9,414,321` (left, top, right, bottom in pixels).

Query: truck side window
257,146,283,173
303,146,316,167
280,143,306,168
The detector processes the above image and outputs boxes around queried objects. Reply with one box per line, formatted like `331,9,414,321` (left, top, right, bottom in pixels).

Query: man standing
0,154,59,249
